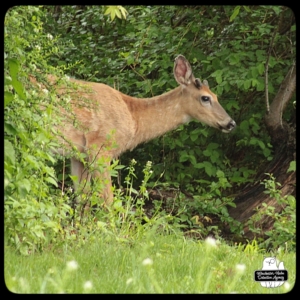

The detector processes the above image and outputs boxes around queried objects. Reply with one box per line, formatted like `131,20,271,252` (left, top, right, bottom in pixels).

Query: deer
38,55,236,206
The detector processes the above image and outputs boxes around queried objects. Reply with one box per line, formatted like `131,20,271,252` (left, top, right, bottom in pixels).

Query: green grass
5,233,295,293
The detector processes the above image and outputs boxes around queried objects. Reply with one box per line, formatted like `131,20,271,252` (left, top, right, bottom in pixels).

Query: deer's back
56,78,137,156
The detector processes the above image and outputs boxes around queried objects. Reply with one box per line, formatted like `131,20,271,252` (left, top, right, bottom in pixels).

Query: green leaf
8,58,19,79
4,91,14,107
5,75,12,85
215,199,222,205
258,140,265,150
190,133,198,142
286,195,295,208
243,79,251,90
175,139,184,147
202,149,210,157
11,78,26,100
251,68,258,78
194,163,204,169
287,161,296,173
256,79,265,91
203,161,214,177
4,140,15,164
17,179,31,197
45,177,58,187
69,175,78,182
104,7,115,21
207,143,219,150
115,9,121,19
255,50,265,61
119,6,128,19
251,78,259,87
268,56,277,68
25,154,40,169
20,245,29,256
104,6,128,21
210,151,219,163
257,63,265,75
216,76,222,84
178,150,188,162
228,54,240,65
8,58,26,99
22,179,32,193
243,6,251,13
240,121,250,136
179,214,189,222
263,147,271,158
190,155,197,166
216,170,225,178
211,69,223,77
230,6,240,22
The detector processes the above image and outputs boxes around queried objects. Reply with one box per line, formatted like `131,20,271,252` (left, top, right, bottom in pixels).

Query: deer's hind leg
70,157,92,212
70,157,91,193
70,152,113,203
84,131,115,206
90,154,114,206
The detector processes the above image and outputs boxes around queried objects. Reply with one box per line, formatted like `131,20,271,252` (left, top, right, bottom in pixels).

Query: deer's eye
201,96,210,103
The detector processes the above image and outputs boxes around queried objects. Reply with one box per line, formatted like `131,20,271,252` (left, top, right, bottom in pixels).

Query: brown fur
34,55,236,204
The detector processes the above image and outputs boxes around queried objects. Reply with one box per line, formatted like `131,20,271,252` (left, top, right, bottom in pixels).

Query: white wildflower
66,260,78,271
284,282,291,291
47,33,53,40
205,236,217,248
142,258,153,266
83,280,93,291
235,264,246,273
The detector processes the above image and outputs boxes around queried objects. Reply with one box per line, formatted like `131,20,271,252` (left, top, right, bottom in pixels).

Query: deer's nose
227,120,236,131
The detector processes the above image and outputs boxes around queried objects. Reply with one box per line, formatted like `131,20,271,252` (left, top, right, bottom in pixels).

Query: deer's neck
123,86,190,149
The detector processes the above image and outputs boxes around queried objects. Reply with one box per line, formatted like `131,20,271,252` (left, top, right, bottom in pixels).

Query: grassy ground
5,232,295,294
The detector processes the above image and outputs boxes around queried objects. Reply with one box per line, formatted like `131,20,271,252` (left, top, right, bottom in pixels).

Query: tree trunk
227,64,296,240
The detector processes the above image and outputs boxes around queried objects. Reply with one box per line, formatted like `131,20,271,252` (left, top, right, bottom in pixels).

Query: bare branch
265,29,277,114
265,62,296,130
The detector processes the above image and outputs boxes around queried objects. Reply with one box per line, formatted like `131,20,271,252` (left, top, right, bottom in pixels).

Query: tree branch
265,29,277,114
265,63,296,131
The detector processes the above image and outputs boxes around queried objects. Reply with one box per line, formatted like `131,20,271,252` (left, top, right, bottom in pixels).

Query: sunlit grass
5,233,295,293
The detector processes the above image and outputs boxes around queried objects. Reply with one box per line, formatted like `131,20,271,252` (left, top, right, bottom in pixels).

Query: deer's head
174,55,236,133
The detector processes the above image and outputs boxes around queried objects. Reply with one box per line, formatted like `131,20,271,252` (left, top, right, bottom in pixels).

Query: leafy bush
246,173,296,251
4,6,295,254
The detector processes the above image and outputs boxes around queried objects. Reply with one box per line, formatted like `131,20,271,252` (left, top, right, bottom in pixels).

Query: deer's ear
174,55,193,86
